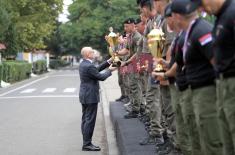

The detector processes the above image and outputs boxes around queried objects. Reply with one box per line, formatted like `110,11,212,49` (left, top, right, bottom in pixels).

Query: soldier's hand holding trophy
147,22,165,73
105,27,122,67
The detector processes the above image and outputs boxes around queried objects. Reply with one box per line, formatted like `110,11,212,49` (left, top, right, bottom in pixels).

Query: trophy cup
106,27,122,67
147,22,165,72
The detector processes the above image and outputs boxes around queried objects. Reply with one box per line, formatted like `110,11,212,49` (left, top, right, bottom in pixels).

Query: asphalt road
0,67,108,155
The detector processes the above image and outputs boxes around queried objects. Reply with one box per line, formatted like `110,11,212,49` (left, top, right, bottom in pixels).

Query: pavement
0,66,109,155
0,65,156,155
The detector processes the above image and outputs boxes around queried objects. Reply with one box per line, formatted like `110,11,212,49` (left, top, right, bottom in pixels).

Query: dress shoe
82,143,101,151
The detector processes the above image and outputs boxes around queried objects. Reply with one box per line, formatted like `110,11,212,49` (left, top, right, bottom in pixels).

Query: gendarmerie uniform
183,17,222,155
171,0,222,155
212,0,235,154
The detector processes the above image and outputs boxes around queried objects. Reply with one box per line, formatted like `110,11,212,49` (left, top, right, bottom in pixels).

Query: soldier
152,0,177,154
138,0,165,148
170,0,222,155
116,34,130,103
116,18,142,119
153,3,191,154
200,0,235,154
135,17,149,117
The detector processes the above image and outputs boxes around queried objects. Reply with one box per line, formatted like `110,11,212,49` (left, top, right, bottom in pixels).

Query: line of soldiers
111,0,235,155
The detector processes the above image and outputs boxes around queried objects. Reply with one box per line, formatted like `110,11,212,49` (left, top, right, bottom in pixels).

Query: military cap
136,0,142,5
134,18,142,24
171,0,200,15
164,3,172,17
140,0,153,8
123,18,135,24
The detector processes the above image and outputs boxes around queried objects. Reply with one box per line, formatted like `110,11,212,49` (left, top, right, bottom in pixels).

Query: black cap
171,0,200,15
164,3,172,17
134,18,142,24
140,0,153,9
123,18,135,24
136,0,142,5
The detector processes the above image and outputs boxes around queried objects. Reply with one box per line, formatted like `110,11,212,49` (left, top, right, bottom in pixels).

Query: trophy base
154,64,165,73
112,61,121,67
154,68,165,73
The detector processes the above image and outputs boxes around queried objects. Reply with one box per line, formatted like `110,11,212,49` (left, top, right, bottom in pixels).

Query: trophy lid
108,27,117,37
148,23,165,41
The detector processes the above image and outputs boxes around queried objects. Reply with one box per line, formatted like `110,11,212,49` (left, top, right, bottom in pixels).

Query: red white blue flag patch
199,33,212,46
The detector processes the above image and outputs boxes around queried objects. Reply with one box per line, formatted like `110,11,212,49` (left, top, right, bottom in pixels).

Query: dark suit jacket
79,59,111,104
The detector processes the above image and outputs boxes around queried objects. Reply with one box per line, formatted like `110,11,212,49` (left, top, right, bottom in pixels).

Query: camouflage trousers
160,85,175,138
146,76,164,136
138,71,148,113
170,85,191,155
128,73,142,112
191,85,222,155
216,76,235,155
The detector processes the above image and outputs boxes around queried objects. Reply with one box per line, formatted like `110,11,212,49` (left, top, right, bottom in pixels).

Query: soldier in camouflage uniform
153,1,176,154
116,18,142,118
138,0,165,146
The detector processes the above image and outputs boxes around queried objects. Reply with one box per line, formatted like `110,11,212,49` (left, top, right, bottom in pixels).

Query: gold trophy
147,22,165,72
106,27,122,67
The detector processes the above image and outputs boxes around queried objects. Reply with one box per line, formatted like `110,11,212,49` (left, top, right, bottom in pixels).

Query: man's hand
107,57,114,64
108,64,117,71
121,61,127,67
153,58,168,69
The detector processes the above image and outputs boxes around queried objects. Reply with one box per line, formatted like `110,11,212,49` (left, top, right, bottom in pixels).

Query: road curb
100,83,119,155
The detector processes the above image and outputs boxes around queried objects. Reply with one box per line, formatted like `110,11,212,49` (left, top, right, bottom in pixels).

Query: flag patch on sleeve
199,33,212,46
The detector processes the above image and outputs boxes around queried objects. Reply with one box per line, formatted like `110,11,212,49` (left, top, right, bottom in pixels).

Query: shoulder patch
199,33,212,46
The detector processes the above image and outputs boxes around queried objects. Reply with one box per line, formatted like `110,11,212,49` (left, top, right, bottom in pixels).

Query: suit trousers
81,103,98,146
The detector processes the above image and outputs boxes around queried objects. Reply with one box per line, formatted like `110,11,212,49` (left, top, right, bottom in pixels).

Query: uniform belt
176,83,188,92
220,72,235,79
188,81,215,90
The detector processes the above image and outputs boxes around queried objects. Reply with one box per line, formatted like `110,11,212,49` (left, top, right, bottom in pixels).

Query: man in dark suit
79,47,116,151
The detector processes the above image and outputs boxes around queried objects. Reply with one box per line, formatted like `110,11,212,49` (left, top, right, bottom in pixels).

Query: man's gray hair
81,47,93,58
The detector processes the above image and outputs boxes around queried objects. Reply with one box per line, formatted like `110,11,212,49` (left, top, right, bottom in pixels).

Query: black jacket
79,59,111,104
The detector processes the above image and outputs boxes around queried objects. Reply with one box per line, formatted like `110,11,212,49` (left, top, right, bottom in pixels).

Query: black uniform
212,0,235,154
174,31,187,91
183,17,222,155
184,18,215,89
213,0,235,77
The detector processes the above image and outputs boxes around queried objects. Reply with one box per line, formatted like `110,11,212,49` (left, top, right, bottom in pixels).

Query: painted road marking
20,89,36,94
42,88,57,93
63,88,76,93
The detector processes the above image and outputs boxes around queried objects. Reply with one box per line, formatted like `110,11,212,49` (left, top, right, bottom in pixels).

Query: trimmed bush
1,61,32,83
49,59,70,69
0,64,2,82
33,60,47,74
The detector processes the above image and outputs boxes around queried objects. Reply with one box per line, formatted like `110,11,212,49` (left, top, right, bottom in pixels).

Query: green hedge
33,60,47,74
49,59,70,69
1,61,32,83
0,64,2,83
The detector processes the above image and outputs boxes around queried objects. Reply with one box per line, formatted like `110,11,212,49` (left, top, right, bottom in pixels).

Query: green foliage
0,2,11,41
33,60,47,74
58,0,138,55
0,64,2,82
0,0,63,56
1,61,32,83
49,59,70,69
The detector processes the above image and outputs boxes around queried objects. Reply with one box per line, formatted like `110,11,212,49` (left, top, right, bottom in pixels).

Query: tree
58,0,138,56
0,0,63,56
